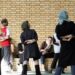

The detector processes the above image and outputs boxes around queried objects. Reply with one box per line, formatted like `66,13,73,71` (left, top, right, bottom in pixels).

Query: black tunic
55,21,75,67
20,29,41,60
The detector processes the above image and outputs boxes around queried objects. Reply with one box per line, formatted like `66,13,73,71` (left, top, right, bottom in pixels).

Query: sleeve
6,28,10,36
55,25,61,40
3,27,10,39
71,22,75,36
33,30,38,40
20,33,25,44
40,41,45,49
53,33,60,43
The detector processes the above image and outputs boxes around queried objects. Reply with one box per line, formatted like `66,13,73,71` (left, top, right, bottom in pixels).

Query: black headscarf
21,21,30,31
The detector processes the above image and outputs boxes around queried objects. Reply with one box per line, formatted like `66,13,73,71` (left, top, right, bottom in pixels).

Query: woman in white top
49,33,65,73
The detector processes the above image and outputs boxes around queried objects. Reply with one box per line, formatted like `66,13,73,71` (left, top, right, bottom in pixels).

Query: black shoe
22,65,27,75
35,65,42,75
62,71,65,74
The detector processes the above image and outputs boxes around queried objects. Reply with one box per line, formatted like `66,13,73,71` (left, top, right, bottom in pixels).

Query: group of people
19,10,75,75
40,33,65,73
40,10,75,75
0,9,75,75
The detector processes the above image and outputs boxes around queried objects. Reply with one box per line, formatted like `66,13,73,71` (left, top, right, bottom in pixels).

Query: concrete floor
1,58,71,75
27,71,71,75
2,71,71,75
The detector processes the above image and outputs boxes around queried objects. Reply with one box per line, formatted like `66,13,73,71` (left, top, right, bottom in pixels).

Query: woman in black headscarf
54,10,75,75
20,21,41,75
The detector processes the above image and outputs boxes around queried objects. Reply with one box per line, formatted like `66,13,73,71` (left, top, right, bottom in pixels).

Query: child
17,43,24,74
18,43,24,65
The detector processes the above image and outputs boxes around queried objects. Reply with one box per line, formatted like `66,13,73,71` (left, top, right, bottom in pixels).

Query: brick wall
0,0,75,45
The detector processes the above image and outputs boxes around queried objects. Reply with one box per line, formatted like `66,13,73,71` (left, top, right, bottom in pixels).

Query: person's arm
25,39,36,44
0,28,10,41
55,25,61,40
24,30,38,44
40,41,51,54
62,21,75,41
4,28,10,39
61,34,72,41
71,21,75,38
20,33,25,44
40,41,46,52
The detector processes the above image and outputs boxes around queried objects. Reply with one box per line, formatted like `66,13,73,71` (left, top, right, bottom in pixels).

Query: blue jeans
2,46,11,65
54,65,75,75
40,55,45,64
51,53,60,69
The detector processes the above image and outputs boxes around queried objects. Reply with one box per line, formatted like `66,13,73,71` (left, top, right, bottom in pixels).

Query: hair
21,21,30,31
48,36,53,39
1,18,8,26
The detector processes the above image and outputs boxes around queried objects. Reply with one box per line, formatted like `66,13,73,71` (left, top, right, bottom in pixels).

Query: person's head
21,21,30,31
58,10,69,24
46,36,53,45
1,18,8,26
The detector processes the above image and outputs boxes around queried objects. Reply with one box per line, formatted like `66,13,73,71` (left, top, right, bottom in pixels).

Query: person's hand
64,34,72,39
25,39,35,44
40,49,46,55
40,49,44,52
61,34,72,41
42,50,47,55
0,37,5,41
26,40,32,44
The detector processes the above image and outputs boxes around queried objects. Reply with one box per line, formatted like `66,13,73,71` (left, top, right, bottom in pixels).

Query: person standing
54,10,75,75
0,18,11,73
49,33,65,73
20,21,42,75
49,33,61,73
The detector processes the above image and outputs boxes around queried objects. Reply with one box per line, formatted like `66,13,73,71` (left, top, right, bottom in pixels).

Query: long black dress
55,21,75,68
20,29,41,60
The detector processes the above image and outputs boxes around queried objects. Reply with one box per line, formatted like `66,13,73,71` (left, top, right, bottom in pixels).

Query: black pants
0,48,2,75
51,53,60,69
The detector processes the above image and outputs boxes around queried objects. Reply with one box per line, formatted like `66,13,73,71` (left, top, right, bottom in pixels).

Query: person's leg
61,68,65,73
71,65,75,75
54,66,63,75
34,58,42,75
3,46,11,65
2,46,11,72
0,48,2,75
40,55,45,71
22,60,28,75
1,48,4,74
50,53,59,72
40,55,45,64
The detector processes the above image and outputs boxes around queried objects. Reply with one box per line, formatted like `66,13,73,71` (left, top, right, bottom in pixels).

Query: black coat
20,29,41,60
55,21,75,67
